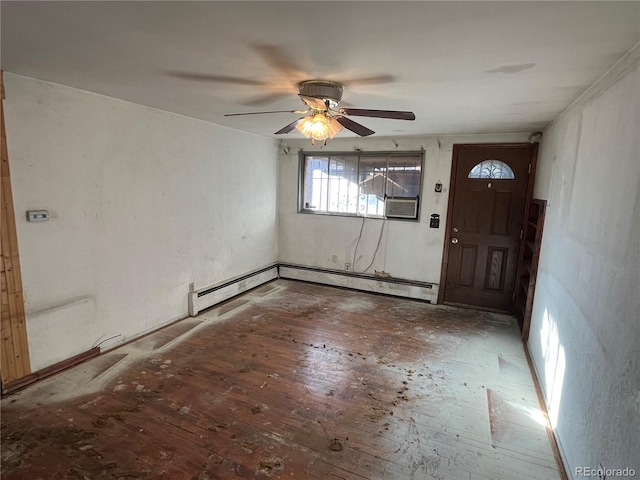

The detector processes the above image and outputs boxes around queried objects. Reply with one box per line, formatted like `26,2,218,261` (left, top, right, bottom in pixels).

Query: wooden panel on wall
1,70,32,387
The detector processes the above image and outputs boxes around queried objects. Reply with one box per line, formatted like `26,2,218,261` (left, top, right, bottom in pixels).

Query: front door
441,144,536,311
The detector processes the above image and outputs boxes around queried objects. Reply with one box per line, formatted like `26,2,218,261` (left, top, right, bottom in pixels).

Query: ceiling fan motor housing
299,80,344,108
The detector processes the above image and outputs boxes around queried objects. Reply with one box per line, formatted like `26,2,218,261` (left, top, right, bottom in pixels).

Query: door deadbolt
453,227,459,233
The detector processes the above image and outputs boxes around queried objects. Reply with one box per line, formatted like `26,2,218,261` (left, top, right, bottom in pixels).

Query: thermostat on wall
26,210,49,222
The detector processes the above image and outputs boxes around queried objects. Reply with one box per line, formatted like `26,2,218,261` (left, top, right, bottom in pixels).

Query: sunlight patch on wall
540,308,566,429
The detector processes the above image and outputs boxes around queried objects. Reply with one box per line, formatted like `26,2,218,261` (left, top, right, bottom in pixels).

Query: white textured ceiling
1,1,639,139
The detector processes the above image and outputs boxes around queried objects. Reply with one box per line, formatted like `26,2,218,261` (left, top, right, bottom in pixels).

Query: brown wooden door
441,144,536,311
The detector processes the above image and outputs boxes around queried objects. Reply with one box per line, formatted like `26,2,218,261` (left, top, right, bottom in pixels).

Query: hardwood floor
1,280,562,479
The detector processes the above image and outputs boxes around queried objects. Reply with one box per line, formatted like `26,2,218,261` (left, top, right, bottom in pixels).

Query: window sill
297,210,419,222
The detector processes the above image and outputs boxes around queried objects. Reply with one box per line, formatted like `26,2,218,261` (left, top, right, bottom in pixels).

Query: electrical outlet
345,263,351,271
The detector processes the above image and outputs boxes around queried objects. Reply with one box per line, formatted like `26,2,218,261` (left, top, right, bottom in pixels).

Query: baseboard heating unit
278,264,438,303
188,264,279,316
189,263,438,316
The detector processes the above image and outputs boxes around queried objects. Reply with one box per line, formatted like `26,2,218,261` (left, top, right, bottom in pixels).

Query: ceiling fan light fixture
327,116,344,138
296,113,342,143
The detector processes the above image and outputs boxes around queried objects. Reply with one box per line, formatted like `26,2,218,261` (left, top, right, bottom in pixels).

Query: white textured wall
529,45,639,477
4,74,279,371
277,133,530,285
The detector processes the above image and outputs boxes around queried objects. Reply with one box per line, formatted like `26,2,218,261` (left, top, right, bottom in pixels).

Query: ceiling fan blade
274,118,304,135
243,92,293,107
342,75,396,86
224,109,307,117
336,116,375,137
299,94,327,110
339,108,416,120
253,44,305,78
165,70,265,86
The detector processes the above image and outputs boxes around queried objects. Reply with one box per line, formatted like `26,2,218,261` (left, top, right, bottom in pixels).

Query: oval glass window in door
468,159,516,179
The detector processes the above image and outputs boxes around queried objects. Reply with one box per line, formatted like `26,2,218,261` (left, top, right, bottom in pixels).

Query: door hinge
528,163,532,174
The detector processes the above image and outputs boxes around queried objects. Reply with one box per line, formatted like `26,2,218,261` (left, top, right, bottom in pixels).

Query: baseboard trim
523,340,570,480
1,347,100,395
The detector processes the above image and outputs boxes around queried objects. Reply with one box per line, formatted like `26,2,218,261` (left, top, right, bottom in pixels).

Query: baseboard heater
278,263,438,303
189,263,437,316
188,264,279,316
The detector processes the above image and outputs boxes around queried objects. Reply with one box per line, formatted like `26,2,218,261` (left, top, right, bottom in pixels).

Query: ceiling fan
224,80,416,145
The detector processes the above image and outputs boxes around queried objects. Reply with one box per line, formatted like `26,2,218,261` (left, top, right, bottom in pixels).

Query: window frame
297,150,424,222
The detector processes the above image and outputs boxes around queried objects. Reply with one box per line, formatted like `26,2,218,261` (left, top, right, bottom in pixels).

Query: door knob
451,238,459,244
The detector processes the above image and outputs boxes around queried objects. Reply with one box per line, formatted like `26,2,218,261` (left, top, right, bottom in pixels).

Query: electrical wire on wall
352,217,386,274
362,220,386,273
92,334,122,349
352,216,366,270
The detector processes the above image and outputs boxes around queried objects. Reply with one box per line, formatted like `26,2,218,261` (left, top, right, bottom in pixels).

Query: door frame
438,143,539,309
1,70,32,391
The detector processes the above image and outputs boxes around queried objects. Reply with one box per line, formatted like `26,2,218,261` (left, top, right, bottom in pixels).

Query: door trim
438,143,539,308
1,70,33,387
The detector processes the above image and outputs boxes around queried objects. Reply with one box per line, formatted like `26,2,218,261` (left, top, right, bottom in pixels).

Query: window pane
303,156,329,211
301,152,423,220
387,155,421,197
468,159,515,179
303,155,359,213
358,157,386,216
327,156,358,213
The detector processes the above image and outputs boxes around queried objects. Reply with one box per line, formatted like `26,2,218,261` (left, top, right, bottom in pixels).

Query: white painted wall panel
26,297,98,371
4,74,278,365
530,45,639,478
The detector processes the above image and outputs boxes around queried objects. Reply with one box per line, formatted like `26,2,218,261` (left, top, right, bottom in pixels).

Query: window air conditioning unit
385,197,418,219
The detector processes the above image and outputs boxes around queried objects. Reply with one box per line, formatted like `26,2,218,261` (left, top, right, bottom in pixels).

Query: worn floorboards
1,280,561,479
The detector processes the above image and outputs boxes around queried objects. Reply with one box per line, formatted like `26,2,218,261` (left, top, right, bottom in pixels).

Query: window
300,152,423,220
468,159,515,179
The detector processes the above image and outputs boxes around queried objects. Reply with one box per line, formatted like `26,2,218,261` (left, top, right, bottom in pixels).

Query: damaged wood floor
1,280,562,479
